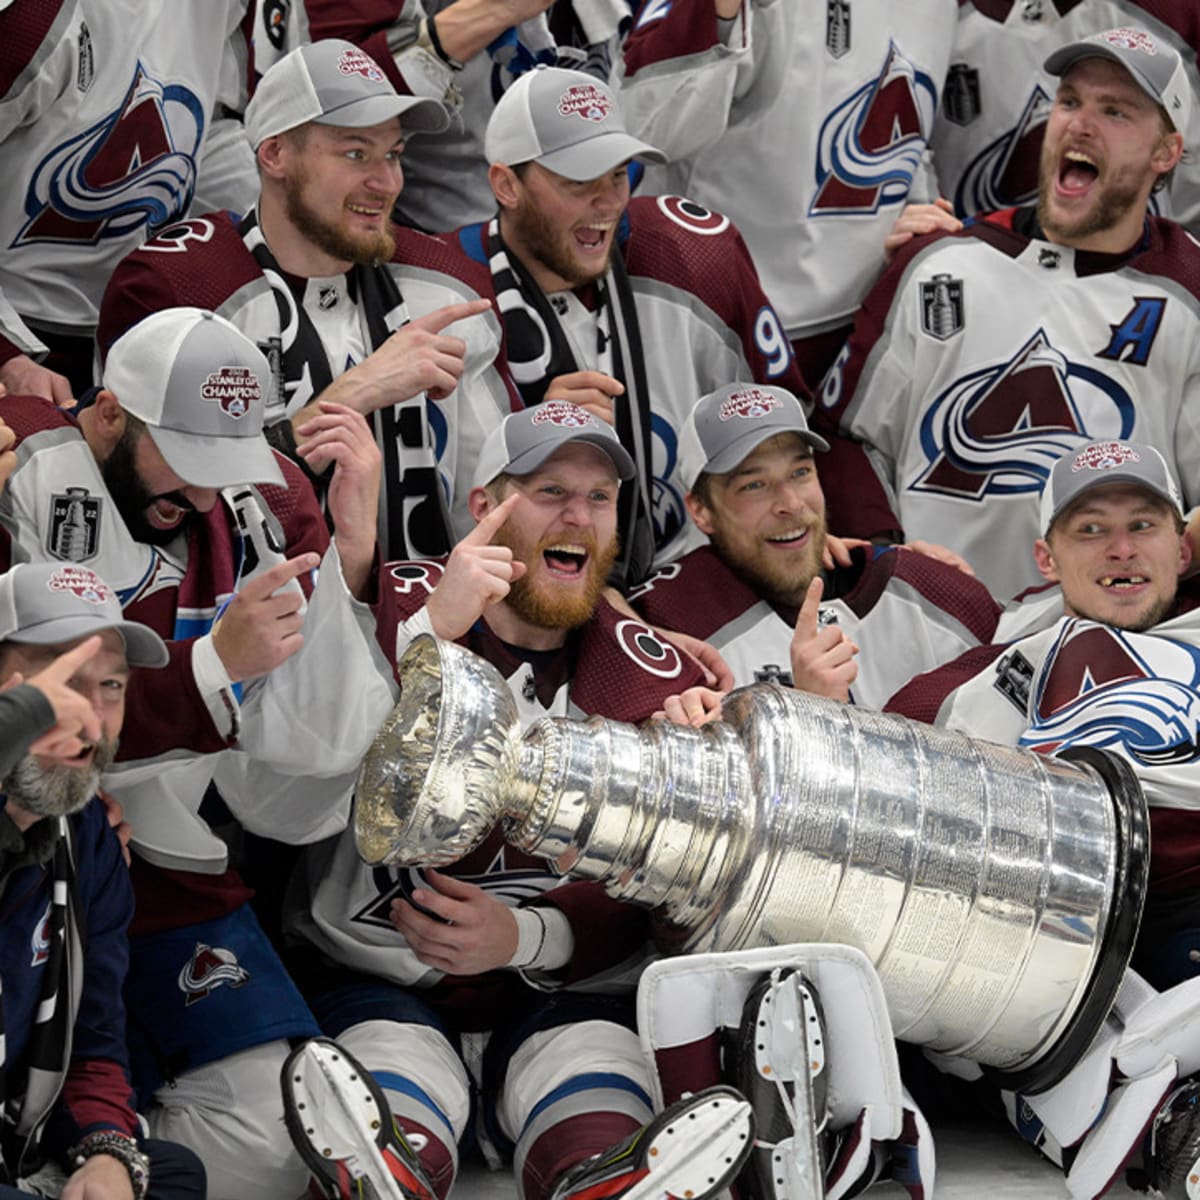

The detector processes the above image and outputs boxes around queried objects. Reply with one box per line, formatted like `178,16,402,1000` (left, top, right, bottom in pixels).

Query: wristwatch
68,1131,151,1200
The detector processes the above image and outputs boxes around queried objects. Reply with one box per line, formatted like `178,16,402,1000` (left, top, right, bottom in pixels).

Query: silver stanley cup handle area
356,635,1149,1092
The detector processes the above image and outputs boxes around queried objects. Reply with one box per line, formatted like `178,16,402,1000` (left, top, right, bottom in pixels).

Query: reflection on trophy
356,635,1148,1092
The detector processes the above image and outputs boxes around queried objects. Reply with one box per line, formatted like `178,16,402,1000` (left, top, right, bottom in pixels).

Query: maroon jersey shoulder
633,545,762,642
392,226,497,297
885,642,1008,722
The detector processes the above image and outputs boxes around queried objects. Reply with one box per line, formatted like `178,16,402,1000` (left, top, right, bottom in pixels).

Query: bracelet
422,16,465,71
68,1131,151,1200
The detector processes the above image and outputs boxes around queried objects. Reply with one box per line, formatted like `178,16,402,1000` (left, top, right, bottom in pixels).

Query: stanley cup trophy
357,635,1148,1093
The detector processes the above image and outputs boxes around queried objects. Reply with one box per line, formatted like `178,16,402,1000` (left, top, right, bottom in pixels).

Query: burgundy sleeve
305,0,415,95
884,643,1007,724
621,1,724,77
534,880,651,985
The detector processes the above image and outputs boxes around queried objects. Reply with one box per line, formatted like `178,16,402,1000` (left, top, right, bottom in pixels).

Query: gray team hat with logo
0,562,168,668
102,307,285,489
678,384,830,491
245,38,448,148
1040,439,1184,536
473,401,636,489
485,66,666,181
1044,27,1192,135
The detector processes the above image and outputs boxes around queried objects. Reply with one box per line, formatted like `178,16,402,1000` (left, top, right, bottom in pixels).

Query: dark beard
101,431,197,548
510,195,611,287
707,519,827,611
285,180,396,265
1036,160,1146,246
3,737,117,820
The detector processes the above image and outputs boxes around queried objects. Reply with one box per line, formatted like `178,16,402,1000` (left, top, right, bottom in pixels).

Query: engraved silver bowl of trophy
356,635,1148,1092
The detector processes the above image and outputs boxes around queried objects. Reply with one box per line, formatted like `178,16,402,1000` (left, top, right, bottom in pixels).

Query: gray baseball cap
0,563,168,668
102,308,285,490
1040,439,1184,536
678,384,830,491
485,66,666,181
245,39,448,148
1044,27,1192,135
472,401,636,489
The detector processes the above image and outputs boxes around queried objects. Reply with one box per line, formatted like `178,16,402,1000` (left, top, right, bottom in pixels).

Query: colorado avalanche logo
30,905,52,967
1020,623,1200,769
13,64,203,249
810,43,938,216
557,85,612,123
337,48,386,82
719,388,782,421
533,401,596,429
201,367,260,420
178,942,250,1005
47,564,112,604
913,329,1134,501
954,85,1052,216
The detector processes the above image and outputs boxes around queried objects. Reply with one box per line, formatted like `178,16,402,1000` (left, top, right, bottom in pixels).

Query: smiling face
1037,57,1182,253
0,629,127,821
476,442,620,639
1035,485,1190,630
687,433,827,609
273,118,405,268
493,160,630,292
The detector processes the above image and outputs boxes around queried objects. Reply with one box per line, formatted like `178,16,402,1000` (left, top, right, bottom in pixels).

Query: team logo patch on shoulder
920,274,964,340
47,564,113,604
48,488,101,562
826,0,850,58
719,387,782,421
994,649,1034,713
942,64,981,127
615,619,682,679
337,47,386,81
1071,441,1138,472
655,196,730,236
534,400,597,428
557,84,612,123
201,366,260,419
178,942,250,1005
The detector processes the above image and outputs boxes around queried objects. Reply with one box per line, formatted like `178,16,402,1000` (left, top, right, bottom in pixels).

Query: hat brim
700,425,830,481
9,615,169,669
147,426,286,490
1042,471,1183,536
313,93,449,135
504,431,637,482
537,132,667,182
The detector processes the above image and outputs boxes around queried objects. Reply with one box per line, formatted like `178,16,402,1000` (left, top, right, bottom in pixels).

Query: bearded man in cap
0,561,207,1200
284,401,755,1200
821,26,1200,603
0,307,396,1198
100,38,519,563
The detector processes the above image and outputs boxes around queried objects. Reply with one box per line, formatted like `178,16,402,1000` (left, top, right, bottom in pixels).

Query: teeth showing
766,528,809,544
1065,150,1097,168
1100,575,1147,588
545,543,587,557
347,204,382,215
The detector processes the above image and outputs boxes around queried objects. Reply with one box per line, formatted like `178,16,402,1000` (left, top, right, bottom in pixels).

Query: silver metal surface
356,636,1146,1079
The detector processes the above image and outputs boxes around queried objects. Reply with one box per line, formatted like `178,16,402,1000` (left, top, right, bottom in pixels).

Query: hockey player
821,26,1200,600
614,0,957,386
98,38,518,561
0,307,395,1199
285,401,756,1200
633,383,1001,710
886,438,1200,1197
455,64,899,583
0,0,306,402
0,561,206,1200
931,1,1200,228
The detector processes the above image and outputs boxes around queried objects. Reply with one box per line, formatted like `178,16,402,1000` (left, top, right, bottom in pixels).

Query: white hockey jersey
820,208,1200,600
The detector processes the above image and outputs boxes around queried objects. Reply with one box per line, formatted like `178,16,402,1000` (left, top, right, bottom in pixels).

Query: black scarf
486,217,656,588
239,210,453,560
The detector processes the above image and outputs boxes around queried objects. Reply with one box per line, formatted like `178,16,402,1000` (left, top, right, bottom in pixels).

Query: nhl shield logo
920,274,964,341
943,64,981,127
826,0,850,58
201,365,260,420
48,487,101,562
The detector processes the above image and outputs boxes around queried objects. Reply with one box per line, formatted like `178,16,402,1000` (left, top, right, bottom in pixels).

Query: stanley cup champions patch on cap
1071,441,1140,471
337,47,386,81
533,400,597,428
47,564,113,604
202,366,261,420
719,387,783,420
1098,28,1159,55
557,84,612,123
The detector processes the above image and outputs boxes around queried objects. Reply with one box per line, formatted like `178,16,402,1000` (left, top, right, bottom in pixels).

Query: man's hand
656,627,734,691
789,577,858,702
98,789,133,867
389,869,519,976
822,534,870,570
321,298,492,417
425,493,526,639
544,371,624,425
714,0,742,17
212,553,320,681
295,403,382,598
653,686,726,727
883,197,962,261
0,414,16,490
62,1151,135,1199
0,353,74,408
3,635,103,763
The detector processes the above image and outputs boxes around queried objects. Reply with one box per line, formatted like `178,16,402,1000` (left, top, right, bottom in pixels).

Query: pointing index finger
36,634,103,682
410,298,492,334
795,575,825,638
238,553,320,599
463,492,520,546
